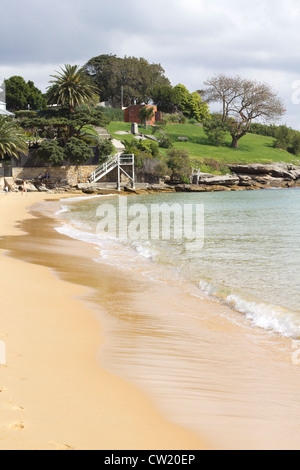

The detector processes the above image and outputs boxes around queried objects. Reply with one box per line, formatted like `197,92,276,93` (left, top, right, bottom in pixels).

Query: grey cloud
1,0,300,128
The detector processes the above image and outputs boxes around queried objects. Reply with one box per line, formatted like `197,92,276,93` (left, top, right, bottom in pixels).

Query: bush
100,107,124,122
98,138,115,156
289,133,300,155
157,131,173,148
166,147,192,183
64,137,94,165
36,140,65,166
203,117,227,147
141,158,171,178
163,113,187,124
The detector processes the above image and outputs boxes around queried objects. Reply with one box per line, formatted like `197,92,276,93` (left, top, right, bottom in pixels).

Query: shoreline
0,192,206,450
1,192,300,449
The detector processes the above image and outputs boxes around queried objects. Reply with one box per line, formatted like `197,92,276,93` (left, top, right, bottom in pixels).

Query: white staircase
89,153,135,189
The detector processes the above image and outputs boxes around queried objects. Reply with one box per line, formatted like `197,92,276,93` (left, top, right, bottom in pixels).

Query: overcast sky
1,0,300,128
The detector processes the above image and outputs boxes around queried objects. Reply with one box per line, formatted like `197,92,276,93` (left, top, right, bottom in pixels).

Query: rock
199,175,240,186
228,163,271,175
38,184,50,192
174,184,230,192
144,134,158,142
228,163,300,181
238,175,254,187
4,177,16,191
148,184,175,192
25,182,38,192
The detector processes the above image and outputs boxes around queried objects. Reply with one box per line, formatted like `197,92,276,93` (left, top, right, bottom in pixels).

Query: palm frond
0,118,28,159
46,64,99,112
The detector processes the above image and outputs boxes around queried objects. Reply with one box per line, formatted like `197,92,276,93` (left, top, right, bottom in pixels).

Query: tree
18,108,109,145
273,125,300,155
150,84,178,113
273,125,291,150
204,74,286,148
5,76,47,112
153,84,210,122
84,55,170,107
139,106,155,128
188,91,210,122
0,117,28,159
47,65,100,114
173,84,191,115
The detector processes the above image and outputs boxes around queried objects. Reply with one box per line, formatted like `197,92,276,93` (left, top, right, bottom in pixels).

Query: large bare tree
204,74,286,148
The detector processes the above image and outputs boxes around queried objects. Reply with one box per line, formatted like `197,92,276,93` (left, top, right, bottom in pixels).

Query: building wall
124,104,157,125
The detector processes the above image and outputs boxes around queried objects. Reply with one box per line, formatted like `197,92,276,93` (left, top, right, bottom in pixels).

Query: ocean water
56,188,300,340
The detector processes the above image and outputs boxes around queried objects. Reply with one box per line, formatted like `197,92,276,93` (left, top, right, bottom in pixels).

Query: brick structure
123,104,157,126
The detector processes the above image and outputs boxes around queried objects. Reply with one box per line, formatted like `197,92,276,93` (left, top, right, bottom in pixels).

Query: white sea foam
198,280,300,339
55,205,69,216
199,280,218,297
226,294,300,339
132,241,157,261
60,194,116,203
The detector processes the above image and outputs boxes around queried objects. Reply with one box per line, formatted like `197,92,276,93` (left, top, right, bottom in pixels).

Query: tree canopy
84,54,170,107
150,83,210,122
18,107,109,145
47,64,100,114
0,117,28,159
204,74,286,148
5,76,47,112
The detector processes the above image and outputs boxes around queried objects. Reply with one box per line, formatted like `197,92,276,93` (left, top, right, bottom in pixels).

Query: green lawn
106,122,300,173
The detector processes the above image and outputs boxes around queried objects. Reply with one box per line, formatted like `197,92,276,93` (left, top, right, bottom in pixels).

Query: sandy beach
0,192,206,450
1,191,300,450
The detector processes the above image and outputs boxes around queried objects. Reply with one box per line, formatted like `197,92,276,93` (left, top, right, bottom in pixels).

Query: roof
0,102,15,117
0,108,15,117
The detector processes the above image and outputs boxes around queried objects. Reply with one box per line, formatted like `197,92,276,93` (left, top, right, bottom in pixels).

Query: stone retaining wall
12,165,99,185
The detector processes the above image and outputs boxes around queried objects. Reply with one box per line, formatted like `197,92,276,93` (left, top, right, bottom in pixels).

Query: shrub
36,140,65,166
203,117,227,147
98,138,115,156
157,131,173,148
163,113,187,124
100,107,124,122
166,147,192,183
64,137,93,165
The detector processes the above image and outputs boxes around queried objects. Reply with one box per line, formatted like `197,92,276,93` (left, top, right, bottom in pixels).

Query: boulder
38,184,50,192
25,182,38,192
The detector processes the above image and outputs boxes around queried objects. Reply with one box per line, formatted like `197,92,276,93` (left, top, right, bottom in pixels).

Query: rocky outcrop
198,174,240,186
222,163,300,190
228,163,300,184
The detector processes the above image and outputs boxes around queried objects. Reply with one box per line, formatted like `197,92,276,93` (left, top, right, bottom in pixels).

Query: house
123,104,158,126
0,80,14,117
0,101,14,117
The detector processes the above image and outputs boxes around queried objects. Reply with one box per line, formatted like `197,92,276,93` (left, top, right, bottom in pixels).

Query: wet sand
1,192,300,450
0,193,206,450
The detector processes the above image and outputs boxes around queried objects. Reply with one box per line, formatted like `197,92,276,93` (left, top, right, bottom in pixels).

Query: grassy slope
107,122,300,173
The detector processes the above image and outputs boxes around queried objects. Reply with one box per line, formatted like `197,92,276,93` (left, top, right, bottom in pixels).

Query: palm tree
0,117,28,159
47,64,100,114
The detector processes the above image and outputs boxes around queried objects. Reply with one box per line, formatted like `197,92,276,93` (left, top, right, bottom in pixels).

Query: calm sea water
57,188,300,339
